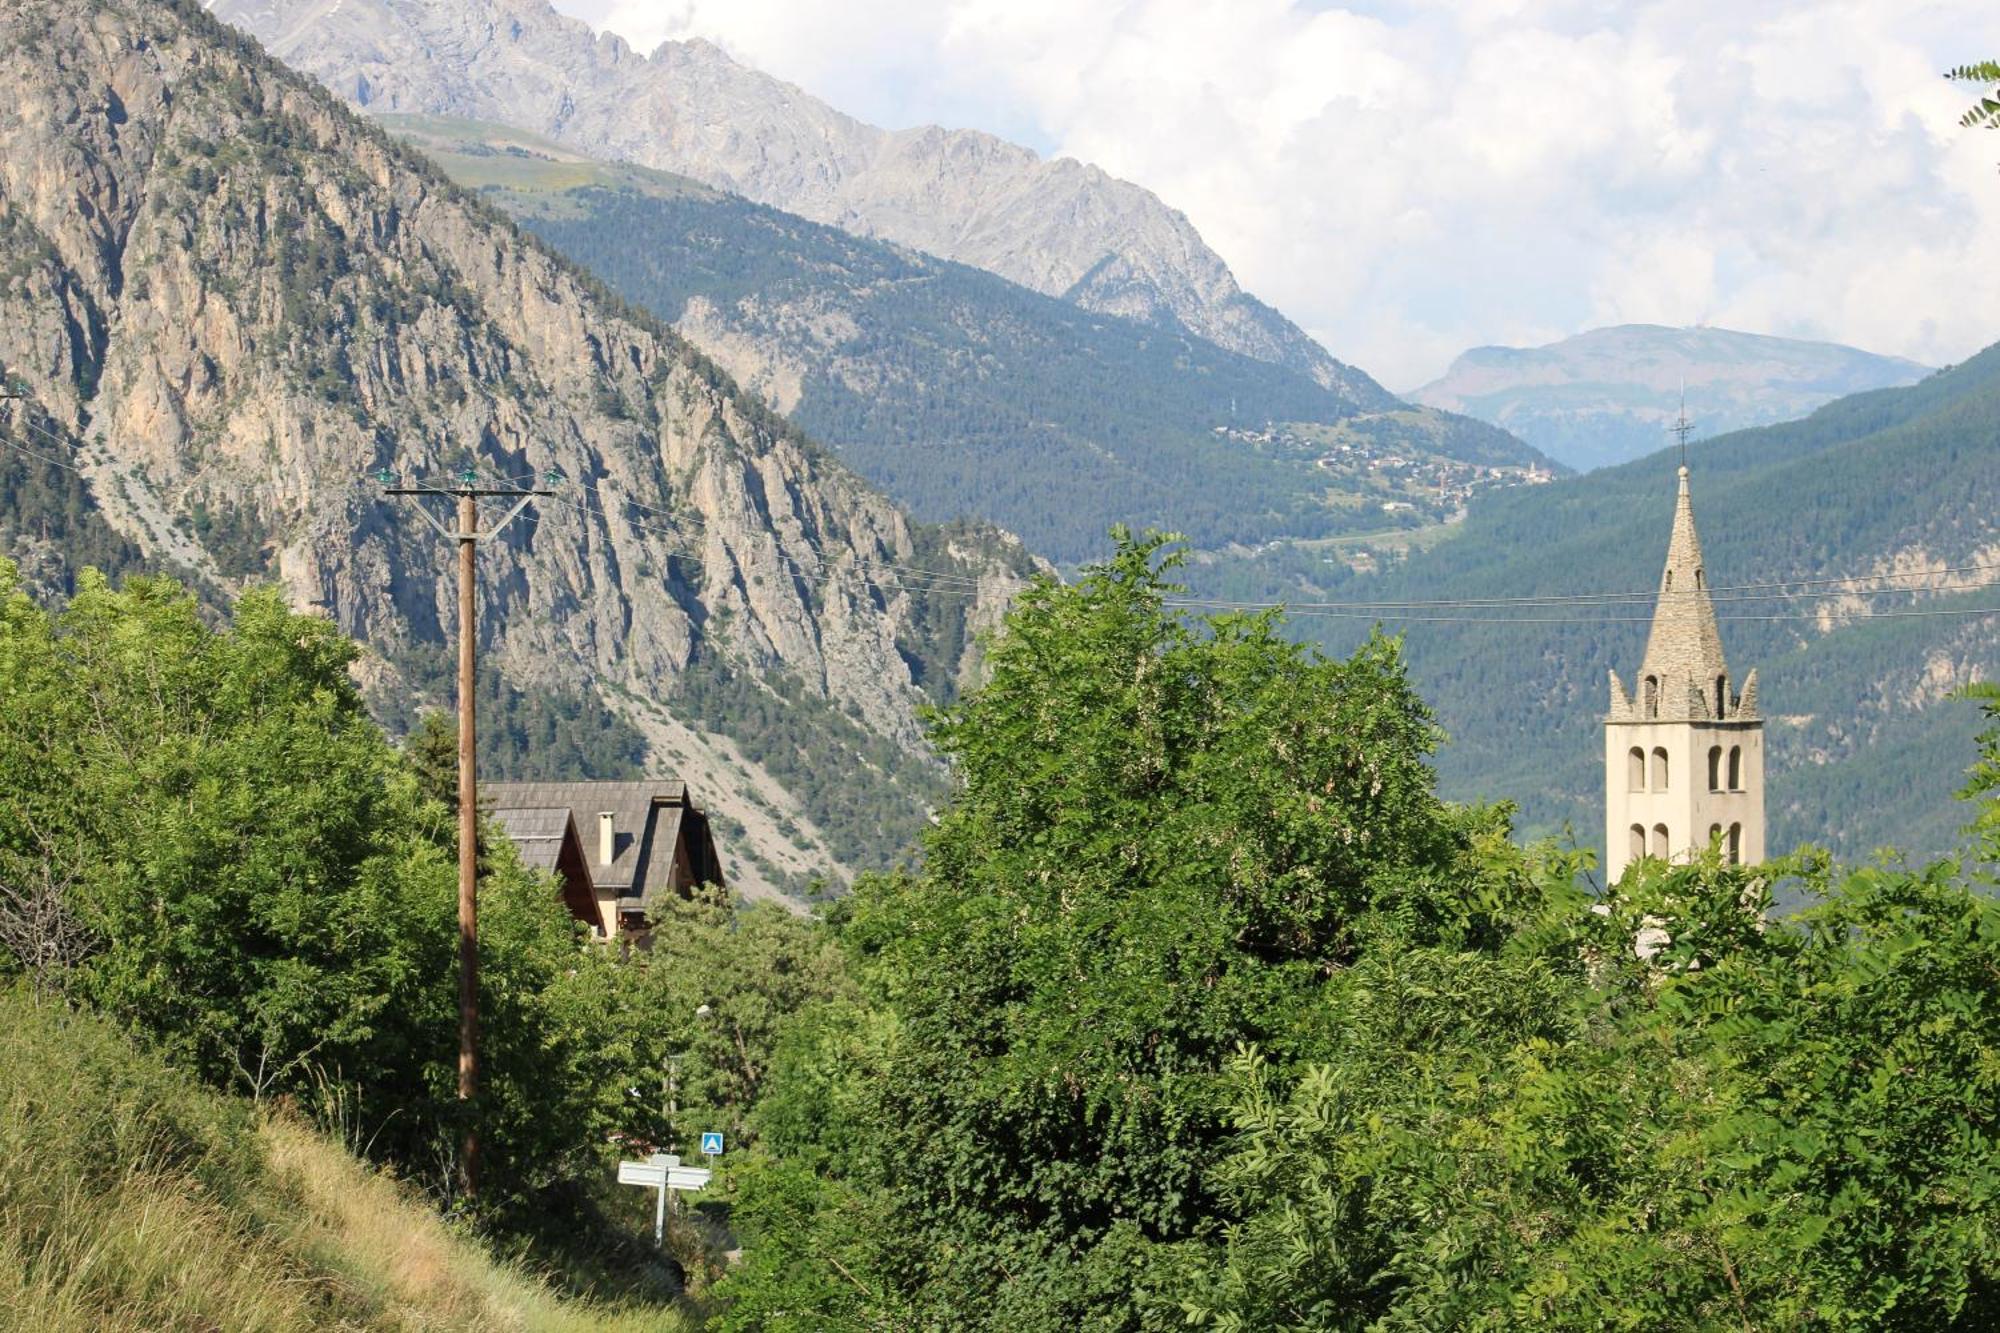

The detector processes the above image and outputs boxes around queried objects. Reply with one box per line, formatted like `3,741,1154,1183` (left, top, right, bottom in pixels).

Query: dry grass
0,989,688,1332
258,1116,683,1331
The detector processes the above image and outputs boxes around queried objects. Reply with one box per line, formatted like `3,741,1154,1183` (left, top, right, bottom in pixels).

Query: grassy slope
0,988,686,1331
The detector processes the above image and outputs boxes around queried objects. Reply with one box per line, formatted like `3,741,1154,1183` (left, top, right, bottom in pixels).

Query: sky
550,0,2000,389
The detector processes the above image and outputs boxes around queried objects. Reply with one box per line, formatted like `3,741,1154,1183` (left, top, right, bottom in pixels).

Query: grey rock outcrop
209,0,1395,408
0,0,1035,899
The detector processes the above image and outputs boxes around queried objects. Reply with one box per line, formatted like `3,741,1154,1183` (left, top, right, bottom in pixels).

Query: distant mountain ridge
1413,324,1930,472
380,115,1553,564
208,0,1392,406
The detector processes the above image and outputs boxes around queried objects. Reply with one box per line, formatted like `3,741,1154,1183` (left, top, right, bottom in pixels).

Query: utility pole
380,463,555,1201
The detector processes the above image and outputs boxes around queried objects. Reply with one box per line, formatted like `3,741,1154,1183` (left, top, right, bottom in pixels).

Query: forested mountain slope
210,0,1383,400
1414,324,1930,472
385,116,1549,565
1308,348,2000,864
0,0,1039,900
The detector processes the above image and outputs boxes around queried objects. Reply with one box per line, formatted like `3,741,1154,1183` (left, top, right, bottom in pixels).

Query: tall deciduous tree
720,531,1554,1328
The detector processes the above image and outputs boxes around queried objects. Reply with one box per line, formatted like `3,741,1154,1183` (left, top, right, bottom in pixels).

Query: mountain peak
210,0,1395,408
1412,323,1929,471
5,0,1036,900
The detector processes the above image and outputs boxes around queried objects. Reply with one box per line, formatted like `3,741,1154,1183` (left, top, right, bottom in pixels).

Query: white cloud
555,0,2000,387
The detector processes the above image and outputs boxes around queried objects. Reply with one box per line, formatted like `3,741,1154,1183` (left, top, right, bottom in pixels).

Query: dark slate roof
486,780,708,906
489,807,573,873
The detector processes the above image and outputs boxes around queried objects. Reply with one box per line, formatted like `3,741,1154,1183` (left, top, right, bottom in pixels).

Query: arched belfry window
1707,746,1723,792
1727,823,1742,865
1628,747,1646,792
1715,674,1728,720
1695,568,1705,590
1652,824,1670,859
1728,746,1742,791
1643,675,1659,718
1630,825,1645,862
1664,571,1674,592
1651,747,1669,791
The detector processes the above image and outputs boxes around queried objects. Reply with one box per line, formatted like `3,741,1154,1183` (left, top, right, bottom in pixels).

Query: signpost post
617,1152,712,1248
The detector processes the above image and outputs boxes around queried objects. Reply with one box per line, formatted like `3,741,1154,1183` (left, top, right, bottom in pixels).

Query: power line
372,476,1001,607
1164,566,2000,615
404,462,2000,612
7,415,1999,630
433,460,2000,610
1161,598,2000,627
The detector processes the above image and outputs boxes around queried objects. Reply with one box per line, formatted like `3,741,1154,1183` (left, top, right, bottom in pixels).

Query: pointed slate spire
1633,466,1732,721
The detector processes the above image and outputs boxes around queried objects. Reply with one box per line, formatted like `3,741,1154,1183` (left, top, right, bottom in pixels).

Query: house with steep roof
489,806,601,930
487,781,725,941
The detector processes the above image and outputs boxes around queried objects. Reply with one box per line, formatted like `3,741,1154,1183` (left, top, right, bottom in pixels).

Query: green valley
385,117,1554,566
1210,348,2000,865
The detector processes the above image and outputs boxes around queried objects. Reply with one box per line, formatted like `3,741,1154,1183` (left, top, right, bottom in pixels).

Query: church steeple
1604,457,1765,881
1620,465,1752,722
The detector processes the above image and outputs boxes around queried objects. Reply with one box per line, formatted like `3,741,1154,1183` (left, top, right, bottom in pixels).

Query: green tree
1960,681,2000,860
636,886,856,1153
720,531,1549,1328
1190,843,2000,1330
0,562,653,1210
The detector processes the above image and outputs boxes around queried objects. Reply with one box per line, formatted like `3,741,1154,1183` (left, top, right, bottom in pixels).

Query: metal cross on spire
1672,378,1693,467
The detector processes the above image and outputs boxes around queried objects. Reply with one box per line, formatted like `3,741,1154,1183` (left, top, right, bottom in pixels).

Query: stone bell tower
1604,464,1764,881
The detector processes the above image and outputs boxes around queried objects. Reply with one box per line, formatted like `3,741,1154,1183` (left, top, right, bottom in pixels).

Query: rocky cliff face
208,0,1395,408
0,0,1036,899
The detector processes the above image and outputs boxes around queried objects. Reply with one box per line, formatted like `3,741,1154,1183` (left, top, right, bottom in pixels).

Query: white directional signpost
618,1152,713,1247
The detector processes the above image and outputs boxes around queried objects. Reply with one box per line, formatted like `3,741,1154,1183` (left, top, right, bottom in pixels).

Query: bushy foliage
716,534,1547,1327
1961,681,2000,862
711,533,2000,1330
636,885,857,1153
1191,844,2000,1329
0,563,656,1209
1948,61,2000,133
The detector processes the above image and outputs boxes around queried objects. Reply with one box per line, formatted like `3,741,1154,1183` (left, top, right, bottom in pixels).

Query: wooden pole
456,491,480,1200
380,471,550,1207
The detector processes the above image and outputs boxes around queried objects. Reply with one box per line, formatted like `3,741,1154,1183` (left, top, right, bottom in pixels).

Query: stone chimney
598,811,615,866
